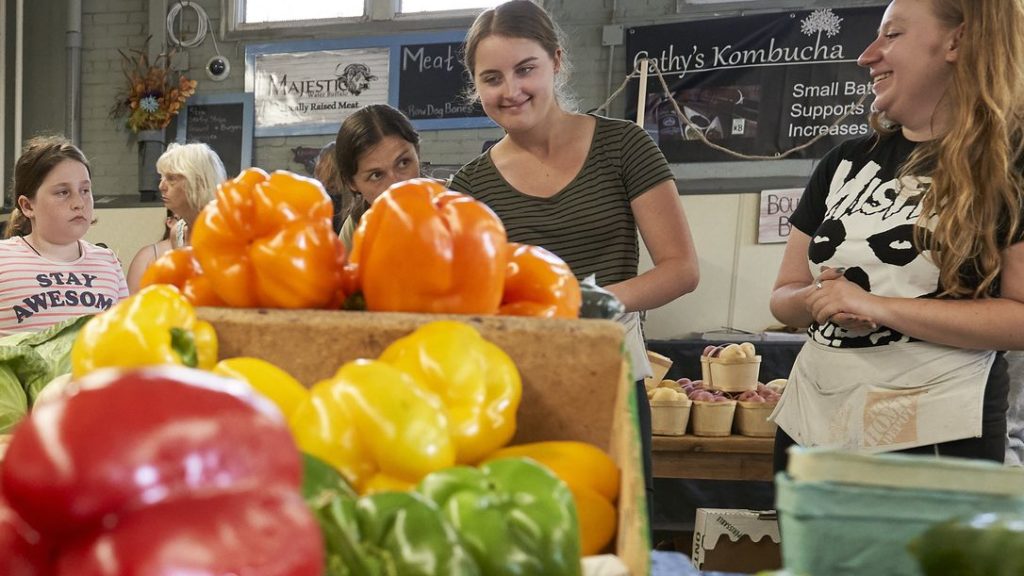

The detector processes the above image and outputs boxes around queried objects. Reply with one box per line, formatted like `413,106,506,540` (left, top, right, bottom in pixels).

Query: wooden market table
652,435,774,482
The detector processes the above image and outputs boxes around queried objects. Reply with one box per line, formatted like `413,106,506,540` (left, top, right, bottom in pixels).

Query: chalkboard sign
176,93,254,178
397,41,487,126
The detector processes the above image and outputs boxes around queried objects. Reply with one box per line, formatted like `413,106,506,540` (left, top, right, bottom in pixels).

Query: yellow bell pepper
290,359,455,494
71,285,218,378
379,321,522,464
212,357,308,420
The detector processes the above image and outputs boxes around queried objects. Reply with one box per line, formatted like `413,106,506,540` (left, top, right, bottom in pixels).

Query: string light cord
594,60,871,161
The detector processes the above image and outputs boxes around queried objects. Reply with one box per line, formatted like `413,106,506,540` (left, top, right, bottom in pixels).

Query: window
244,2,360,23
235,0,503,26
400,0,502,13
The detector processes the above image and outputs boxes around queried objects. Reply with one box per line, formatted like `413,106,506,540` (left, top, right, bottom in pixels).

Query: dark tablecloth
645,337,803,533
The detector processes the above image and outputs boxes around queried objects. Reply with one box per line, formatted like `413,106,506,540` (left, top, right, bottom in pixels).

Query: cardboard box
198,308,649,576
691,508,781,573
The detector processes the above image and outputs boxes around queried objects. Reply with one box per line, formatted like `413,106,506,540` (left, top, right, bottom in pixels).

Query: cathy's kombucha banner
626,6,885,162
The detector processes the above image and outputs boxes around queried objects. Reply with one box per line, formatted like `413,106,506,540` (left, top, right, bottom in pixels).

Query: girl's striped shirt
0,237,128,336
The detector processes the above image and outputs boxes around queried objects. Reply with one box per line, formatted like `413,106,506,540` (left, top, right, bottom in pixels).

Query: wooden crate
198,308,650,575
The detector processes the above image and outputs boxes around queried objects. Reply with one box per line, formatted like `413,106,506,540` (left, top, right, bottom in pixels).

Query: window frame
223,0,495,34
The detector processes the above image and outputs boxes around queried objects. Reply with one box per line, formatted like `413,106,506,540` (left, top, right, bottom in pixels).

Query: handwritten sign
397,41,484,122
758,188,803,244
177,93,254,179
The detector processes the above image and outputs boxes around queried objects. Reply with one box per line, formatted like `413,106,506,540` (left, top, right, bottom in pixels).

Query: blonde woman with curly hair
769,0,1024,471
126,142,226,292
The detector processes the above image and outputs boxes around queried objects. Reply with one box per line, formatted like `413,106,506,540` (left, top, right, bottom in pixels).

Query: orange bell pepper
500,243,582,319
140,247,226,307
348,178,507,314
190,168,347,309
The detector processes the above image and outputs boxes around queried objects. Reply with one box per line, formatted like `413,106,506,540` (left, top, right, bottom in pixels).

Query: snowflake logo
800,8,843,38
139,95,159,113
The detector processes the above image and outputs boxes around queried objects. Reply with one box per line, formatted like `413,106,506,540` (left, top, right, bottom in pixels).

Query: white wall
640,194,788,339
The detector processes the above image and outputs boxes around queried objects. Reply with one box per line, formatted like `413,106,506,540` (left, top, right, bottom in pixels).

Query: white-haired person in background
126,142,227,293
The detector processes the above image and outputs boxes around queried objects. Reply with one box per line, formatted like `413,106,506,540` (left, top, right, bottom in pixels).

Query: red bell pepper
0,480,49,576
55,488,322,576
0,366,322,575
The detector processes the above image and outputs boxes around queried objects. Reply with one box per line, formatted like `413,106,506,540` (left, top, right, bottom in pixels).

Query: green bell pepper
304,458,480,576
417,457,583,576
910,512,1024,576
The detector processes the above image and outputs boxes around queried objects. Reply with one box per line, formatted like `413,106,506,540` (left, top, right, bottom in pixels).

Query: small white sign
252,47,389,134
758,188,803,244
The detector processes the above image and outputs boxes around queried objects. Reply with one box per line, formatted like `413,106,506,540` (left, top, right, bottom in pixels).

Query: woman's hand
806,266,878,331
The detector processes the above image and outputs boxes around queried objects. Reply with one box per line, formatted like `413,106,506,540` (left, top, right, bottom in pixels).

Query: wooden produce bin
199,308,650,576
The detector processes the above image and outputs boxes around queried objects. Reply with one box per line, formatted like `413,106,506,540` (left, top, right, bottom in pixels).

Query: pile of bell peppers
138,170,585,317
348,178,583,318
0,366,323,575
307,456,582,576
291,321,522,494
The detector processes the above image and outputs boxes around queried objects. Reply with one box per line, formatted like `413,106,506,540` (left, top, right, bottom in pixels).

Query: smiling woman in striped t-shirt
0,136,128,336
451,0,700,379
452,1,700,515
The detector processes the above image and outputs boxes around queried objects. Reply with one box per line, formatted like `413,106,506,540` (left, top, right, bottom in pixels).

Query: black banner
397,41,485,122
626,6,885,163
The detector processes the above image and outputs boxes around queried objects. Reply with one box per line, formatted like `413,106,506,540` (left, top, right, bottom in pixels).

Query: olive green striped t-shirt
450,114,675,286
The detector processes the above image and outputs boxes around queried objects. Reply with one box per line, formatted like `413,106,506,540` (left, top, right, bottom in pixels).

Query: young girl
769,0,1024,470
0,136,128,335
450,0,700,514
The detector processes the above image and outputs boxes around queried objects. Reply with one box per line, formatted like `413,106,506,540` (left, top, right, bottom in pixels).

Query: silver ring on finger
815,281,823,290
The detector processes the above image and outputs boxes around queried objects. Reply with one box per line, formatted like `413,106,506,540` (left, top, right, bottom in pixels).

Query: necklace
21,237,83,260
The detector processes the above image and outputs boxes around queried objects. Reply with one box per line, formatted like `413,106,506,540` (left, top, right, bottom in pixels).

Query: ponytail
4,207,31,238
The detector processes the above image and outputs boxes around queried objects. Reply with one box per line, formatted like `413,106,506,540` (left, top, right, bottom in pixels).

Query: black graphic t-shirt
789,131,1021,348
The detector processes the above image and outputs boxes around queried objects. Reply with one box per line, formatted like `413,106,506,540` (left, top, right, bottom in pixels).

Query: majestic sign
251,48,389,135
626,6,885,162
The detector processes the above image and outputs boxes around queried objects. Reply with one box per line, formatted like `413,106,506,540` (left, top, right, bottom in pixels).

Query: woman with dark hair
313,141,346,234
333,104,421,250
0,135,128,335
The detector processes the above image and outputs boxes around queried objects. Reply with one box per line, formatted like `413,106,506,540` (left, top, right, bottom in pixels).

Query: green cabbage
0,315,91,433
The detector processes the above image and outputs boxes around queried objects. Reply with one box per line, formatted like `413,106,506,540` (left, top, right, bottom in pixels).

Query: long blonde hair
873,0,1024,298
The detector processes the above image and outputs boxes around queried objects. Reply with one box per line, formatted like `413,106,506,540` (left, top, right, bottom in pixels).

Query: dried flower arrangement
110,45,198,133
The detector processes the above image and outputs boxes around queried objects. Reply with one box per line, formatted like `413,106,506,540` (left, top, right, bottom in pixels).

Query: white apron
616,311,651,382
770,340,995,452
